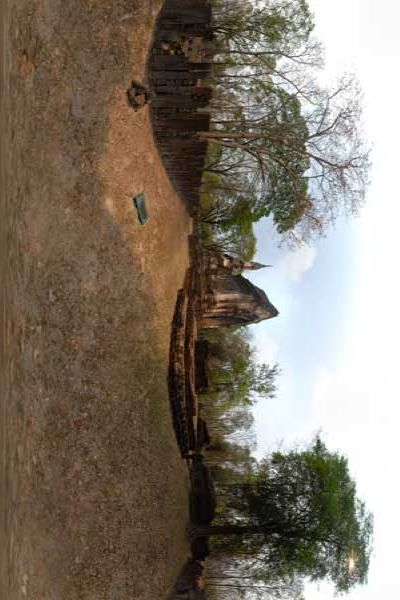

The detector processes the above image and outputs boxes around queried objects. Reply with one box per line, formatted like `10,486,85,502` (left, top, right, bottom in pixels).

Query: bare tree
201,0,370,240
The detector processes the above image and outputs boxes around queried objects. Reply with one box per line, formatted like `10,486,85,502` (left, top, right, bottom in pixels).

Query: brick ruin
149,0,280,458
148,3,280,597
149,0,213,209
168,236,278,457
200,251,278,328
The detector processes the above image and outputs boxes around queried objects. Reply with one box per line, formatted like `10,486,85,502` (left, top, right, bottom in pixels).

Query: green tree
199,329,280,486
194,437,374,593
203,0,369,242
201,77,369,240
210,0,315,64
206,329,279,404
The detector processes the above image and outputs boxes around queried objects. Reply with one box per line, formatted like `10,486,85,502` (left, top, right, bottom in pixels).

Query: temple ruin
199,250,278,328
149,0,279,458
168,236,279,457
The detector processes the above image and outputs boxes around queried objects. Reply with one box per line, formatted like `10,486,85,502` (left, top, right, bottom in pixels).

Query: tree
205,328,280,404
210,0,315,63
193,437,374,593
200,195,258,259
198,329,281,486
200,77,369,239
203,0,370,241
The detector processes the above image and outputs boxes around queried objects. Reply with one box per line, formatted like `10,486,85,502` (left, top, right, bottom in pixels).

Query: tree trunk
191,524,267,538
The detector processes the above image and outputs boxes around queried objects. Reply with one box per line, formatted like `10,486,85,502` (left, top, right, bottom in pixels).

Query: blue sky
249,218,360,446
245,1,400,597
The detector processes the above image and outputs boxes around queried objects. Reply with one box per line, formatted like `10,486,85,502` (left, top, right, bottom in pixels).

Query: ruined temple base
168,232,278,456
168,234,209,457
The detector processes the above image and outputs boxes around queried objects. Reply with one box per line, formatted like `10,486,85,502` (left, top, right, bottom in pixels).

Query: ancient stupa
199,250,279,328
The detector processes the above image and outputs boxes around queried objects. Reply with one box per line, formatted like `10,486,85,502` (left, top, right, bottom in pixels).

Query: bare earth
1,1,192,598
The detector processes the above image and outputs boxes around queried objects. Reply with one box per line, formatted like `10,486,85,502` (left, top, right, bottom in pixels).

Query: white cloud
254,333,280,365
278,245,317,284
301,364,373,464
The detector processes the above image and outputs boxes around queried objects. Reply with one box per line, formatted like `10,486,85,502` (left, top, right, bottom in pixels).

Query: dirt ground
0,1,193,598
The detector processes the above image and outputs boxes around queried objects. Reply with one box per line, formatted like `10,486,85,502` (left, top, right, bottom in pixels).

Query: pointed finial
243,261,272,270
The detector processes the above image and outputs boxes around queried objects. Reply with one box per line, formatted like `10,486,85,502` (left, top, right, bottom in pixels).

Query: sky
246,1,400,597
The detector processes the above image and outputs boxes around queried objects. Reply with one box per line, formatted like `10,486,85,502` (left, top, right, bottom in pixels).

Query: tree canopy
199,328,280,481
200,0,370,244
198,437,373,593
